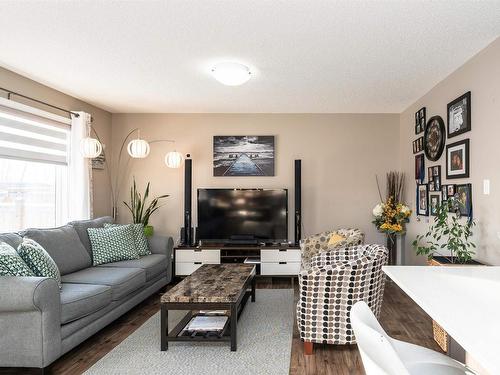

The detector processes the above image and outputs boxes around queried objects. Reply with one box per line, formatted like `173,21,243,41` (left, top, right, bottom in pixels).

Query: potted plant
123,178,169,237
372,172,412,265
412,198,479,265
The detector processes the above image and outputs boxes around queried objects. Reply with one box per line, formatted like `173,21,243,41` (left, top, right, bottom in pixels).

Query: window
0,98,71,232
0,159,68,231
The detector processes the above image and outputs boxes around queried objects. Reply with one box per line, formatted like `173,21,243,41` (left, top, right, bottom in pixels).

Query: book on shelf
244,257,261,264
184,315,228,332
199,310,227,316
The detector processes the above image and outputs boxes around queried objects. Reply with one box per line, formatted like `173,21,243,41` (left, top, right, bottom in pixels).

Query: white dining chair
351,301,476,375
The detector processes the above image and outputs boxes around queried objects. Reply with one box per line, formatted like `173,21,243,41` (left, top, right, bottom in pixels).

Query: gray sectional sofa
0,216,173,373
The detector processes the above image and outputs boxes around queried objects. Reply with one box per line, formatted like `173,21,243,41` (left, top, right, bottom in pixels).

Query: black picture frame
430,194,440,216
446,139,470,179
417,183,429,216
455,183,472,217
415,154,425,182
441,185,448,201
447,91,471,138
424,116,446,162
434,176,441,191
413,137,424,154
213,136,275,176
415,107,426,135
447,184,456,197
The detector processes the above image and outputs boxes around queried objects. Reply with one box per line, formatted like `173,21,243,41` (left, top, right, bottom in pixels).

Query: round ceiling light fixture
211,62,252,86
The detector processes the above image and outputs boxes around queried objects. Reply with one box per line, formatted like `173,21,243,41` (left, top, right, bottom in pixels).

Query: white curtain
69,111,93,220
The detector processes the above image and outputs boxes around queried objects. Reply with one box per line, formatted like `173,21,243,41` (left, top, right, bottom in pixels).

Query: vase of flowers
372,172,411,265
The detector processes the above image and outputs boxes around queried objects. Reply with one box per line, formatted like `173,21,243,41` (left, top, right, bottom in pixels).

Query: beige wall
400,37,500,265
112,113,400,244
0,67,113,218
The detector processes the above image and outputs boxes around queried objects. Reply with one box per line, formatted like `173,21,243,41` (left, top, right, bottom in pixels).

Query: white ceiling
0,1,499,113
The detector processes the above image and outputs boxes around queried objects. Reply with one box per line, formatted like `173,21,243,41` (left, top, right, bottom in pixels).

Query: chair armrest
0,276,61,368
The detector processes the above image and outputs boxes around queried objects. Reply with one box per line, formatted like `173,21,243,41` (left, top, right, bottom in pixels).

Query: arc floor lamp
80,127,183,219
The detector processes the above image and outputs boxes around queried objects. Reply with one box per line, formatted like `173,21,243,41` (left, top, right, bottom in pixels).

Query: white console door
260,248,301,276
261,249,301,262
175,249,220,276
261,262,300,275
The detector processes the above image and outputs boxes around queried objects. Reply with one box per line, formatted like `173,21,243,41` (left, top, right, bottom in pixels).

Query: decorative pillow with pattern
17,238,62,288
0,242,35,277
87,225,139,266
104,223,151,256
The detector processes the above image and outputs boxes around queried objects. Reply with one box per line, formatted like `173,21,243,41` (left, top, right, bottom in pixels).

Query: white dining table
383,265,500,375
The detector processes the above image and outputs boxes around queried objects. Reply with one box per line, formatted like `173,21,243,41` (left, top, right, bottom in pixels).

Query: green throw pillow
88,225,139,266
0,242,35,277
104,223,151,256
17,238,62,288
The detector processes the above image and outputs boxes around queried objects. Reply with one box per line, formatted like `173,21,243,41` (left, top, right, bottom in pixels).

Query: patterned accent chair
297,244,388,355
300,228,365,268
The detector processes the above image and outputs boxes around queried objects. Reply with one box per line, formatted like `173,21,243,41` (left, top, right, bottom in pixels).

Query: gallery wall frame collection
414,91,472,218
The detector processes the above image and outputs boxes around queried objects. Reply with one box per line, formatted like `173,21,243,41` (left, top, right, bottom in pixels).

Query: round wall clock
424,115,446,161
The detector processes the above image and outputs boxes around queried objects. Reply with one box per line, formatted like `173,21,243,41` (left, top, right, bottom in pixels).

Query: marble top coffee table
160,263,256,351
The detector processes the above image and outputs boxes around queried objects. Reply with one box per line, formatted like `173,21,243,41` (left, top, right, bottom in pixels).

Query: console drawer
261,262,300,276
175,261,219,276
260,249,301,263
176,249,220,263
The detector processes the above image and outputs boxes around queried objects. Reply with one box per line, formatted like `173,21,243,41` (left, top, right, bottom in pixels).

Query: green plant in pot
412,198,476,264
124,178,169,237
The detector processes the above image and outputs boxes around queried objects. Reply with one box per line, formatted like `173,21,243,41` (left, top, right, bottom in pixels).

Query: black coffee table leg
230,303,237,351
251,276,256,302
161,304,168,351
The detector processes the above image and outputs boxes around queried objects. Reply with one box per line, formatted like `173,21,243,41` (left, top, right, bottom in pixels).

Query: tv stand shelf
174,244,301,277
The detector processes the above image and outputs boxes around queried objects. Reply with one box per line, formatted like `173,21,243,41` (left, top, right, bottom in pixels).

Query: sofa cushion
0,233,23,249
17,238,62,289
62,267,146,301
0,242,35,276
22,226,91,275
104,223,151,256
87,225,139,266
60,283,112,324
99,254,167,281
69,216,114,256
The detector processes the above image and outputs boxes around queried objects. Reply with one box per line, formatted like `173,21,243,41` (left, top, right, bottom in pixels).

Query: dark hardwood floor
1,278,441,375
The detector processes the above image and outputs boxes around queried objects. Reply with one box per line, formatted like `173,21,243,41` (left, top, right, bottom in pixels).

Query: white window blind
0,97,71,165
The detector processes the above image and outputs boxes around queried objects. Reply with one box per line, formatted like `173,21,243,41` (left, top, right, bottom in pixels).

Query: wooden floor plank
0,278,441,375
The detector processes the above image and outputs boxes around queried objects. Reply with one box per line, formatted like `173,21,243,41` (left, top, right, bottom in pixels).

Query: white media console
174,245,301,277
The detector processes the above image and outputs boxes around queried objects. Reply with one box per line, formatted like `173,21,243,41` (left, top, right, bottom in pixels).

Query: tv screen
197,188,288,243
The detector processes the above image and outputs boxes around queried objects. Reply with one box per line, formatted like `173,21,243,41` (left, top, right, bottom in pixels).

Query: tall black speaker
183,158,193,246
294,159,302,245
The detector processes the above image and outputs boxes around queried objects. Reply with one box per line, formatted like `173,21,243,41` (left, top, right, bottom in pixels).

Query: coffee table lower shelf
160,282,255,352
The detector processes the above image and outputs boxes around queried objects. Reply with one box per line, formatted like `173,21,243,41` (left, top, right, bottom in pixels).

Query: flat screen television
197,188,288,244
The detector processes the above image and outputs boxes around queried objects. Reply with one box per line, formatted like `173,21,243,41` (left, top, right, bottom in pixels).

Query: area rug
84,289,294,375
